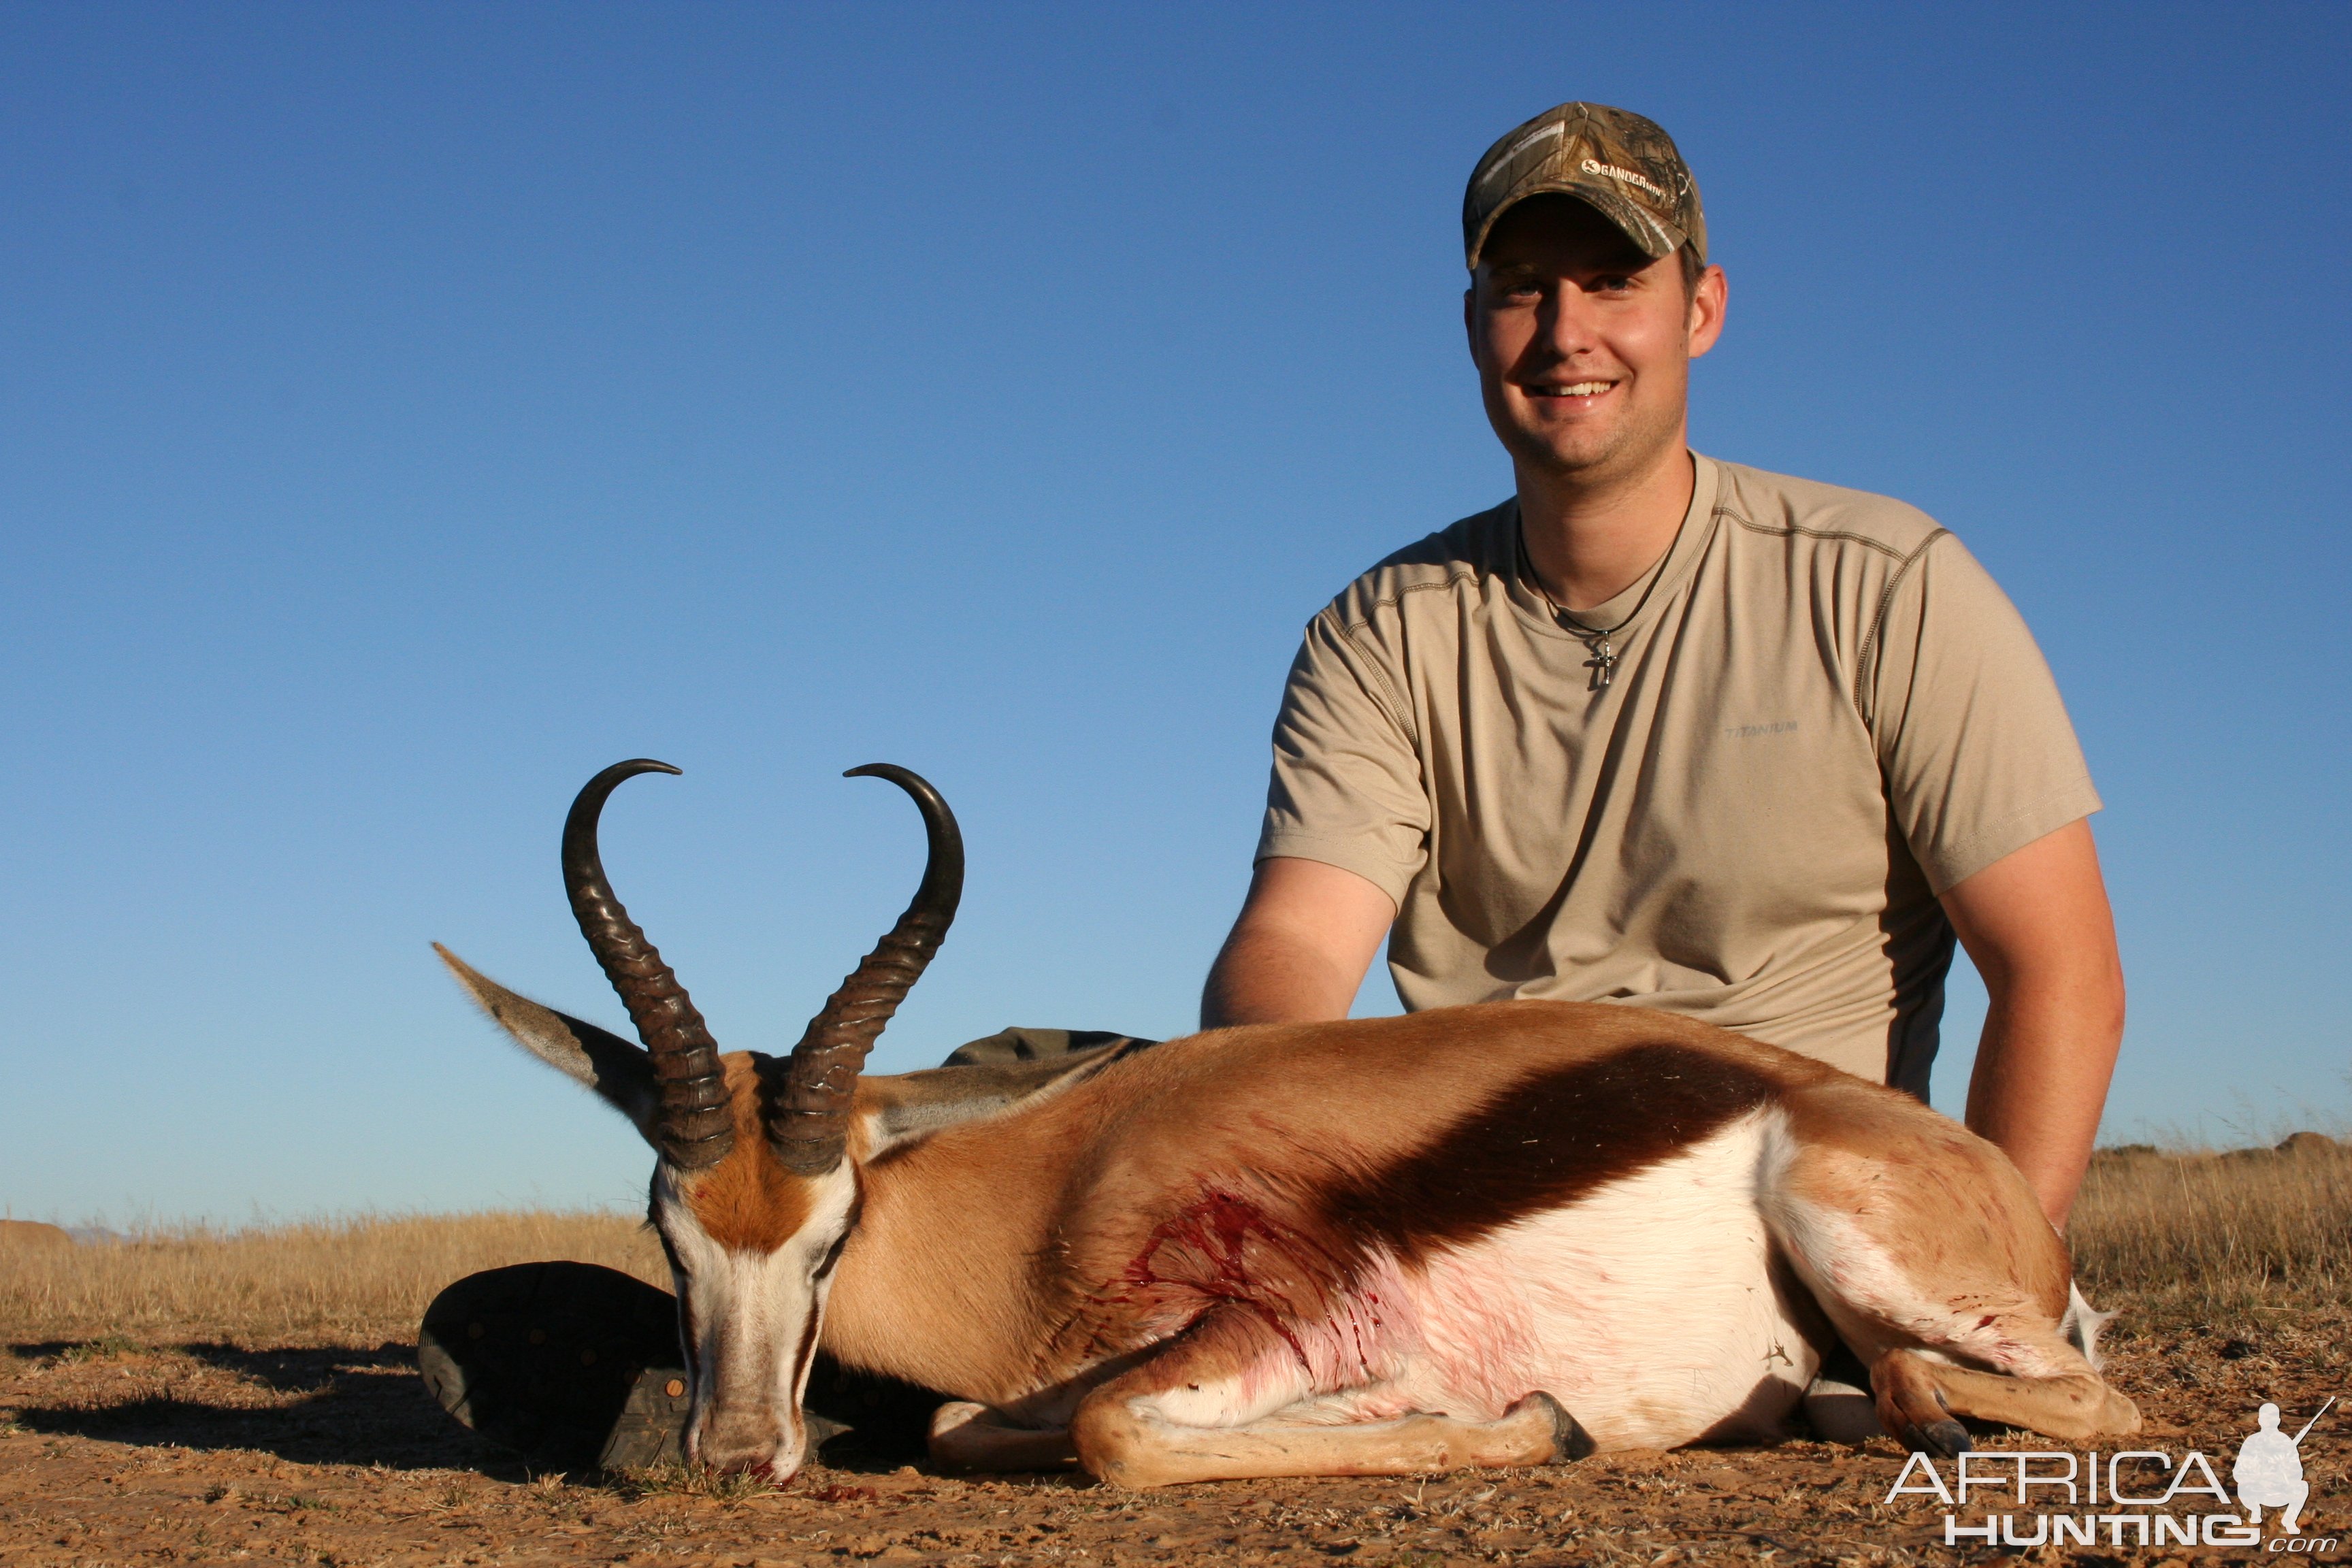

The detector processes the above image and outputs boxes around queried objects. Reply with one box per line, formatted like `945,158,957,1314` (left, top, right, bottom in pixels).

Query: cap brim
1467,178,1688,270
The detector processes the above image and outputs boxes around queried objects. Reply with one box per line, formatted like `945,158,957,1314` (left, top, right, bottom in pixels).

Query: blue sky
2,3,2345,1222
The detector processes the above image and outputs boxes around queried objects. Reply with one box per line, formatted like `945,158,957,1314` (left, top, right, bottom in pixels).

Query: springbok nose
693,1403,798,1476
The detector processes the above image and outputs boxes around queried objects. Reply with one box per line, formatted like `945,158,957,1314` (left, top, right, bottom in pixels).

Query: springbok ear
857,1037,1154,1151
434,943,660,1141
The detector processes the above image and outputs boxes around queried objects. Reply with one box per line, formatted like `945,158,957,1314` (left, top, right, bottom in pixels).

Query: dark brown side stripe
1315,1041,1778,1266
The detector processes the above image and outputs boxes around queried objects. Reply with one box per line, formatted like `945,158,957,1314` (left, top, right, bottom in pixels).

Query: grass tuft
611,1463,779,1502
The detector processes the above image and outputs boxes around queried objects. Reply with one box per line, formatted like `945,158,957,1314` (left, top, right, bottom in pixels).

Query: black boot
418,1262,940,1471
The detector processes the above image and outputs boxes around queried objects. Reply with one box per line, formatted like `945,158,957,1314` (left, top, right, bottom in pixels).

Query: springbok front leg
1064,1305,1588,1489
1081,1392,1585,1489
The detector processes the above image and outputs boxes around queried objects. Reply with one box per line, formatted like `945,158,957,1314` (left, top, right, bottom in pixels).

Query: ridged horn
770,764,964,1175
563,760,736,1171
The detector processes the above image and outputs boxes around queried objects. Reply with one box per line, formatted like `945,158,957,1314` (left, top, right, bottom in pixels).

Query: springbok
438,760,2139,1487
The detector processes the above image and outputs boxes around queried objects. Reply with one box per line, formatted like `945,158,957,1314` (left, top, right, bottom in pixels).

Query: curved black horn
563,760,735,1171
770,764,964,1175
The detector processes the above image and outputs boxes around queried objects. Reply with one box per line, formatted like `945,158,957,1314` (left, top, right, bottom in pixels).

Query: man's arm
1200,857,1395,1028
1938,817,2125,1231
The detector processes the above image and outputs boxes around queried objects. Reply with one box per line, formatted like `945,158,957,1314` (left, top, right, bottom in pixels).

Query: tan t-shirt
1257,454,2100,1092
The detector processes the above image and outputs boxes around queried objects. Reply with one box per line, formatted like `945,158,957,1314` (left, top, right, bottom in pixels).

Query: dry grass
2070,1131,2352,1316
0,1209,664,1348
1,1133,2345,1352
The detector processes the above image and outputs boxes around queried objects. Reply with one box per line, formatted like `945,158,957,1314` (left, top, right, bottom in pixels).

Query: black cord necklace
1519,510,1688,691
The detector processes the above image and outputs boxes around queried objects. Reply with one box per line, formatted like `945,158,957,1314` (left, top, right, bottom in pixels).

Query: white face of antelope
647,1059,862,1479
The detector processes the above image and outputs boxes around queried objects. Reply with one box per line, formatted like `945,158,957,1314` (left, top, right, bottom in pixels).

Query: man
1201,101,2123,1232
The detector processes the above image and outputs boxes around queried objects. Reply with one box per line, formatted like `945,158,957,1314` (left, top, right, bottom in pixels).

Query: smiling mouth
1525,380,1616,399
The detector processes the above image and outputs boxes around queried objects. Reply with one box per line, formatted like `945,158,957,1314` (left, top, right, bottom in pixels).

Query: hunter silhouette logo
2238,1398,2330,1535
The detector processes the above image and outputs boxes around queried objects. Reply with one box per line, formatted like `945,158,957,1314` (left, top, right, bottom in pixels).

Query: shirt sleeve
1865,533,2103,894
1254,610,1431,909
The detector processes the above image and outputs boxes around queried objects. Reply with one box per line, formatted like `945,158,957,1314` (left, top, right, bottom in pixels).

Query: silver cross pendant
1583,636,1617,691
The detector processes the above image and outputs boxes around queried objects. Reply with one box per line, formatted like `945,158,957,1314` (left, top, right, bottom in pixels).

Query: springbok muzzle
691,1401,802,1476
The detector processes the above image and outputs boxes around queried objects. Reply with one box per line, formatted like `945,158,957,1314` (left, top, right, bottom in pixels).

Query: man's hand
1200,858,1395,1028
1940,818,2126,1231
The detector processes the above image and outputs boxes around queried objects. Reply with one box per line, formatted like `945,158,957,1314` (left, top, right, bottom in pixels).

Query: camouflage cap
1463,102,1705,270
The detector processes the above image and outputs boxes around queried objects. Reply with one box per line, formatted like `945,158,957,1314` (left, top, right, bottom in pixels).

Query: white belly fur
1384,1107,1819,1451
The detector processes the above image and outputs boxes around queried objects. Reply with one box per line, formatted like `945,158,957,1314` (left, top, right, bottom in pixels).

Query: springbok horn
563,760,736,1171
770,764,964,1175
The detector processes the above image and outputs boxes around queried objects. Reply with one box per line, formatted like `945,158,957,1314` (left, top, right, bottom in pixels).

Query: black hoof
1902,1418,1972,1458
1517,1390,1597,1463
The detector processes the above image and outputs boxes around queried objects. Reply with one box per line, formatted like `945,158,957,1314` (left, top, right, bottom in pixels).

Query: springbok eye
814,1230,850,1281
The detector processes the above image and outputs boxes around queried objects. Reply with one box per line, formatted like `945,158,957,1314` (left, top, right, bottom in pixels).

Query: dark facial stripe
790,1189,857,1403
1313,1041,1778,1266
651,1220,702,1382
787,1289,824,1407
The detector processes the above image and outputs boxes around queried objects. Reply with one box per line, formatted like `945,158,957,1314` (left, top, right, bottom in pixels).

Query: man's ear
1686,263,1727,360
434,943,659,1142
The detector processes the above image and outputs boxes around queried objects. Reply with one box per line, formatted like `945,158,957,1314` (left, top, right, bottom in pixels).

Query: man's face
1466,195,1725,486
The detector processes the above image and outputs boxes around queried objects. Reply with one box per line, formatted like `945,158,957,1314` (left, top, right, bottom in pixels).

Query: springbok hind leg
1767,1085,2142,1457
1872,1349,2140,1455
1067,1305,1590,1489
